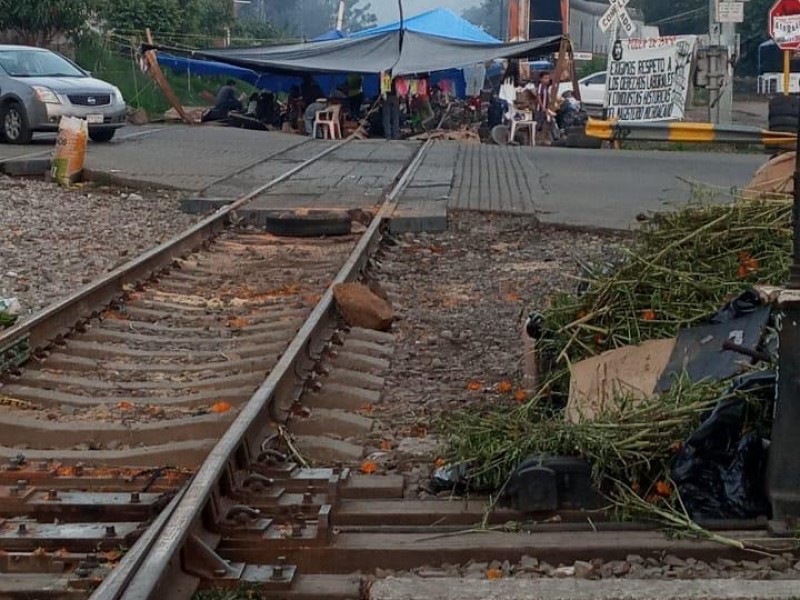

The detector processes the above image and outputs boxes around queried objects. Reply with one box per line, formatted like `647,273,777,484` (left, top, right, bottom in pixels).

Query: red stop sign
771,0,800,50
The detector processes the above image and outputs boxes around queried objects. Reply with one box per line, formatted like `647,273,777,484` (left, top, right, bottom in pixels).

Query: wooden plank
144,29,192,125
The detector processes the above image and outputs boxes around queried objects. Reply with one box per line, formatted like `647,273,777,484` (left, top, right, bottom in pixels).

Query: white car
558,71,607,107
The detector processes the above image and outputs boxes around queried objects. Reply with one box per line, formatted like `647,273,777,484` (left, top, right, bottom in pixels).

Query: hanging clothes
418,78,428,97
380,72,392,97
463,64,487,97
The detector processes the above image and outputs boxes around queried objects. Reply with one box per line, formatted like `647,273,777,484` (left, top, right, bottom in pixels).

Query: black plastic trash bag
429,463,473,494
671,371,774,520
708,288,763,325
656,289,771,392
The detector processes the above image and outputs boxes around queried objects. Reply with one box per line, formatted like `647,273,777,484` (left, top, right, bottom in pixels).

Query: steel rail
0,137,347,361
103,139,433,600
88,484,189,600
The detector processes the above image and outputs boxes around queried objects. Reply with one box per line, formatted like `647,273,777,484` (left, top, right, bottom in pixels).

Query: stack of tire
559,111,602,149
768,95,800,134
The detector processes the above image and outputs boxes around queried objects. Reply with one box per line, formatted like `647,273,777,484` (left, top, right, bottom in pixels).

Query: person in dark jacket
202,79,242,123
301,74,324,107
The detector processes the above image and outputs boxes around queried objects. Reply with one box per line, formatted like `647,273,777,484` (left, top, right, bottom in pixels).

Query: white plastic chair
508,104,536,146
312,105,342,140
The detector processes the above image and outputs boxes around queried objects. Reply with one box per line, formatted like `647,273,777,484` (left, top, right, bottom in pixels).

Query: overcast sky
366,0,482,23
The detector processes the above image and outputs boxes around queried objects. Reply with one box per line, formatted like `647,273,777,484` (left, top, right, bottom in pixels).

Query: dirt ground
353,211,626,488
0,177,195,321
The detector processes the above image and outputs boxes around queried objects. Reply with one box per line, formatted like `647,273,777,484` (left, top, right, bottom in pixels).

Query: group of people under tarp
493,62,585,144
201,79,282,129
202,70,486,140
376,73,449,140
289,72,451,140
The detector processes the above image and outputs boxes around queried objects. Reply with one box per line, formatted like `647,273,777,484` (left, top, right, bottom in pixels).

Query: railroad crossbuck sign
599,0,636,36
770,0,800,51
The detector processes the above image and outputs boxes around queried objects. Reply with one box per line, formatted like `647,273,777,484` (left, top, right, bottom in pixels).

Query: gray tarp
191,32,562,77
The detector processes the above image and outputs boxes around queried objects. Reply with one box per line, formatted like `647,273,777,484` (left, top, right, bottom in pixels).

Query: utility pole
336,0,346,31
708,0,735,125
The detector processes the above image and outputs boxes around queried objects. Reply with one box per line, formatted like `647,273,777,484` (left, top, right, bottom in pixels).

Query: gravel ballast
355,212,626,481
0,177,196,321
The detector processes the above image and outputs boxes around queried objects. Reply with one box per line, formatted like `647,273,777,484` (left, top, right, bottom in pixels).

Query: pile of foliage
444,195,789,543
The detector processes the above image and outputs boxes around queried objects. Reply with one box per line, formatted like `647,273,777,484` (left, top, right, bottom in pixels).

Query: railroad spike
243,473,274,492
227,505,260,525
257,449,288,465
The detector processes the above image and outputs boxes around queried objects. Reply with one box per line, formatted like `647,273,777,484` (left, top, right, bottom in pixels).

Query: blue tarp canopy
157,53,263,86
350,8,500,44
157,52,352,96
155,9,559,98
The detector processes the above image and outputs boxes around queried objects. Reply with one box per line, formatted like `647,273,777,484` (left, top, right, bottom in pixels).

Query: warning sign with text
605,36,697,122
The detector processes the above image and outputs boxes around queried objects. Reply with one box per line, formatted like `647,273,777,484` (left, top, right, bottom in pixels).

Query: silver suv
0,45,127,144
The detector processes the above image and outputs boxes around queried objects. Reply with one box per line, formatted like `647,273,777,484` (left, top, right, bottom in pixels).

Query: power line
648,6,708,26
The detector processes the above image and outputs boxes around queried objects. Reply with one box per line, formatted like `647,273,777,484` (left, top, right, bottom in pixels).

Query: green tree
240,0,376,38
737,0,773,75
197,0,235,37
231,18,282,43
636,0,708,35
0,0,96,45
462,0,504,40
99,0,183,36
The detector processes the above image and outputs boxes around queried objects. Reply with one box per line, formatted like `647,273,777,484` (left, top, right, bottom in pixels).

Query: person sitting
304,97,328,136
554,90,586,140
346,73,364,121
301,74,324,107
287,85,303,130
202,79,243,123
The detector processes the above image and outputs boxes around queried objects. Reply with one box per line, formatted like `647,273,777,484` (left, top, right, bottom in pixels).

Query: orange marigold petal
467,381,482,391
514,389,528,403
361,461,378,475
210,401,233,414
486,568,503,580
655,480,672,497
496,381,513,394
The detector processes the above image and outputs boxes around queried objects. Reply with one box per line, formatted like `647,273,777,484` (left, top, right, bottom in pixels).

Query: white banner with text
605,36,697,122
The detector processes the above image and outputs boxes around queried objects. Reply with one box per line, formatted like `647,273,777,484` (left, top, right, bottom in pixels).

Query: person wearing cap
304,97,328,136
202,79,243,123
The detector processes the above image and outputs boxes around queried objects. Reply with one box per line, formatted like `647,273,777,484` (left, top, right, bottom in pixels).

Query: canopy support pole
144,29,192,125
785,49,791,96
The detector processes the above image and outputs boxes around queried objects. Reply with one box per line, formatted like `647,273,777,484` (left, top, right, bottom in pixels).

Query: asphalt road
529,147,766,230
0,125,770,231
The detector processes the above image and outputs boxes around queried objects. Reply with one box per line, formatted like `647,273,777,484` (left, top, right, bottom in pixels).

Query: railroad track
0,136,428,599
0,135,791,600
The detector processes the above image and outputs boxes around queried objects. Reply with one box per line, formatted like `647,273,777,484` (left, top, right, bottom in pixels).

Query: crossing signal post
769,0,800,534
